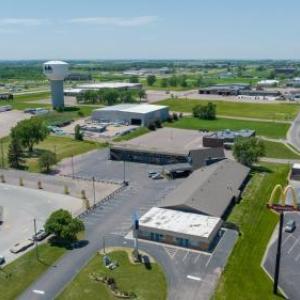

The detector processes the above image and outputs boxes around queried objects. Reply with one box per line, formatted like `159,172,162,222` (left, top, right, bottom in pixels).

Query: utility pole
103,236,106,254
273,211,284,294
0,139,4,169
71,155,75,179
92,176,96,208
123,160,126,184
33,218,39,261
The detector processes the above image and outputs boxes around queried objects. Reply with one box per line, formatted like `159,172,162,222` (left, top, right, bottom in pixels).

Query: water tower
43,61,69,109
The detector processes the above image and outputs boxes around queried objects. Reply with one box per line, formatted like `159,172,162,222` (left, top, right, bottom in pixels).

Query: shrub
172,112,178,121
154,119,162,128
38,151,57,173
193,102,216,120
148,122,156,131
167,115,173,123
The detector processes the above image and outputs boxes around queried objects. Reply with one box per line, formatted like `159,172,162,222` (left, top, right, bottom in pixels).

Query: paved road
263,212,300,300
18,150,237,300
287,112,300,152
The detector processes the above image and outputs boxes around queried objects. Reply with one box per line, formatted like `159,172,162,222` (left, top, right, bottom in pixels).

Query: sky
1,0,300,60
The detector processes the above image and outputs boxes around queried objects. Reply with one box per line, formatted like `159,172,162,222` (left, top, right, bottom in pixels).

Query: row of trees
76,88,146,105
146,74,203,88
7,118,54,172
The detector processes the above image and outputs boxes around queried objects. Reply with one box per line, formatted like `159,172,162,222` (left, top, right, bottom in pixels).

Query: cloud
0,18,47,26
68,16,158,27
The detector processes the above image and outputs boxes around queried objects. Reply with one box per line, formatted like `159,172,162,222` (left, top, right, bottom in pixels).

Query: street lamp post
92,176,96,208
33,218,39,261
273,211,284,294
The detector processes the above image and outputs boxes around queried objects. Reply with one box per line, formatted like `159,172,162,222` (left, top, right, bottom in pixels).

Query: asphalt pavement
18,149,238,300
263,212,300,300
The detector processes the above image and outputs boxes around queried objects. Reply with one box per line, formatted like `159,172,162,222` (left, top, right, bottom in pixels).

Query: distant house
0,93,13,101
287,77,300,88
65,73,92,81
275,67,297,75
257,80,279,87
199,83,250,96
203,129,256,148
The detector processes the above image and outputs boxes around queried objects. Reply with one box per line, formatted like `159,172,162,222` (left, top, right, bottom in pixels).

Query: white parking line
187,275,202,281
182,251,189,262
295,252,300,262
205,254,213,267
282,234,296,246
194,254,201,264
32,289,45,295
288,239,299,254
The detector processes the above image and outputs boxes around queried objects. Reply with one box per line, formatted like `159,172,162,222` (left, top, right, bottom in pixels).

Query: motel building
137,207,222,251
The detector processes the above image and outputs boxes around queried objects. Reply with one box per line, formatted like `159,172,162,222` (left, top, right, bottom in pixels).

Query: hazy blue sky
1,0,300,60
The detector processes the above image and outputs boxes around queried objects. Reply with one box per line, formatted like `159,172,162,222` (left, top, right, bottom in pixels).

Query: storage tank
43,61,69,109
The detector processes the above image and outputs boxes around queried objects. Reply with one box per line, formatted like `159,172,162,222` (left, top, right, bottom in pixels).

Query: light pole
33,218,40,261
273,211,284,295
92,176,96,208
71,155,75,179
0,139,4,169
123,160,126,184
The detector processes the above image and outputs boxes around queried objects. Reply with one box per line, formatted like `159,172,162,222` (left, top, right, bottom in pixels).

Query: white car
10,239,34,254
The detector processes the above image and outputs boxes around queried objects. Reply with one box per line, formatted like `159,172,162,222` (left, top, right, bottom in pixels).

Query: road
287,111,300,152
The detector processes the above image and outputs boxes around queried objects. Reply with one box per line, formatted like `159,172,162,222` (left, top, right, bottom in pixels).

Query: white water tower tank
43,61,69,108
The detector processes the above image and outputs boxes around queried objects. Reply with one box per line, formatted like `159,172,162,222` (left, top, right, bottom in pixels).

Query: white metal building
138,207,222,250
92,104,169,126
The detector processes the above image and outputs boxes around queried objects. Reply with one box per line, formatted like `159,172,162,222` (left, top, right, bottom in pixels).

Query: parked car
285,220,296,233
148,170,158,177
10,239,34,253
152,173,163,180
0,255,5,265
32,229,48,241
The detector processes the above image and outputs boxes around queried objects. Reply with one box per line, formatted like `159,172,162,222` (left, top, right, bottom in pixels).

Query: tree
233,137,265,167
192,102,216,120
119,90,134,103
14,118,49,153
74,124,83,141
129,75,139,83
137,89,146,102
45,209,84,242
39,151,57,173
102,89,120,105
7,129,24,169
146,75,156,86
160,78,168,88
169,75,178,87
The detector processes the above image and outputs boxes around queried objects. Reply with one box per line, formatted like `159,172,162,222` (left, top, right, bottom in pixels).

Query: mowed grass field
158,99,300,121
58,250,167,300
166,117,290,139
263,140,300,159
214,163,289,300
0,243,66,300
0,135,105,172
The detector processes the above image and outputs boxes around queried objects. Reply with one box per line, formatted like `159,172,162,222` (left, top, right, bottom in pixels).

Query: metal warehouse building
138,207,222,251
92,104,169,126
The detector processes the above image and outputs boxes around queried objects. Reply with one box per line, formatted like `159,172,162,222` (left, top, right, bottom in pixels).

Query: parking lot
0,184,83,264
263,212,300,300
55,148,238,300
0,110,30,138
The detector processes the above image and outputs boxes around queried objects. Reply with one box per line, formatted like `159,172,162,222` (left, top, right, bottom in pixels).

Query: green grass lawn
165,117,289,139
0,243,66,300
158,99,300,121
58,250,167,300
113,127,150,142
214,163,289,300
0,135,105,172
263,140,300,159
